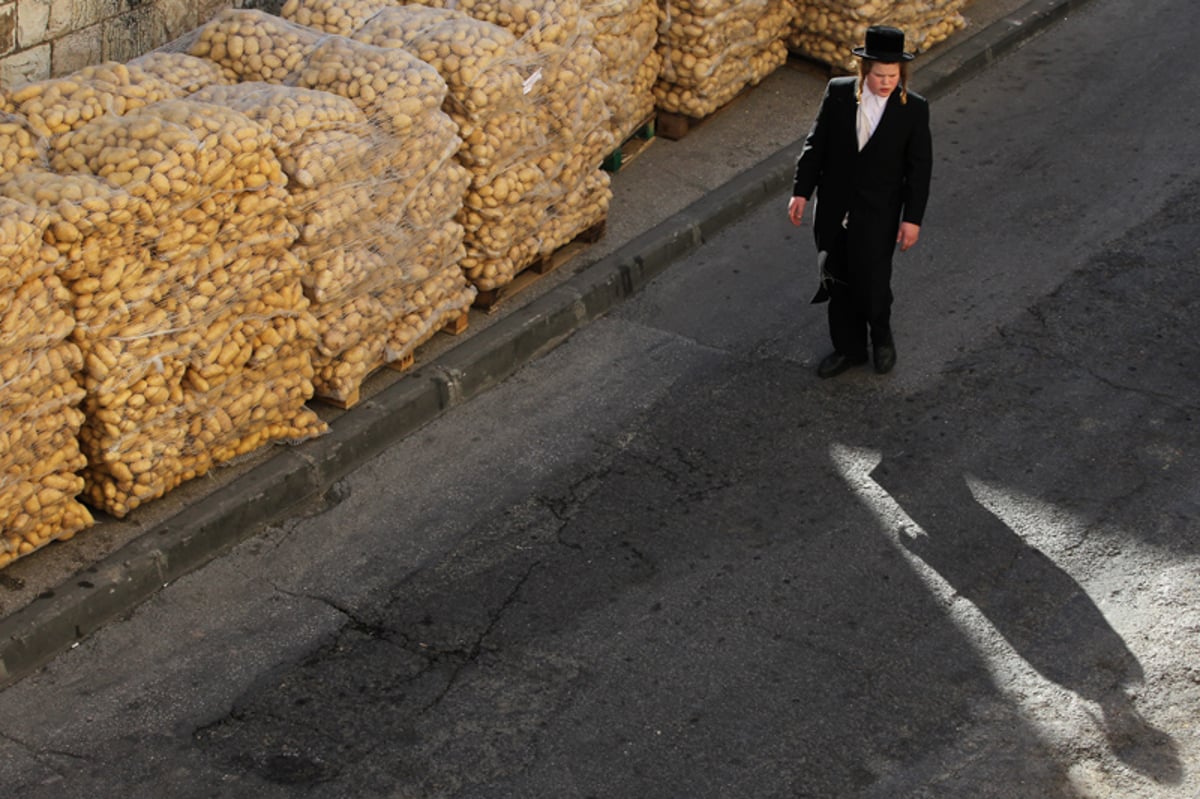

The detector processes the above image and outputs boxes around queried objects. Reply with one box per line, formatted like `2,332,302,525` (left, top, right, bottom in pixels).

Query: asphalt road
2,0,1198,796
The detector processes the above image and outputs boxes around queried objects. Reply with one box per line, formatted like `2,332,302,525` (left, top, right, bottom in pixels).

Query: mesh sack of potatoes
176,252,311,388
339,4,591,293
49,99,287,218
185,42,473,388
282,0,593,143
372,224,471,357
188,44,473,405
500,7,614,252
279,0,389,36
398,0,616,185
654,0,795,118
290,33,467,226
185,83,392,252
372,263,474,360
81,334,324,518
0,203,76,370
293,33,450,139
307,221,462,358
286,0,613,293
0,114,47,172
74,302,319,520
456,159,559,289
786,0,965,72
48,98,296,280
388,0,583,51
187,9,325,84
127,52,231,96
348,5,548,182
0,206,93,566
534,29,615,166
42,98,323,517
309,220,470,403
41,101,295,394
584,0,661,141
539,165,610,252
0,269,76,362
291,161,470,306
2,61,182,139
0,197,58,289
77,256,321,520
188,82,372,151
0,391,92,569
0,169,157,334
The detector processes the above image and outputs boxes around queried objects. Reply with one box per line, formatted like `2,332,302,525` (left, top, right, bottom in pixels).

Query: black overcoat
792,77,932,303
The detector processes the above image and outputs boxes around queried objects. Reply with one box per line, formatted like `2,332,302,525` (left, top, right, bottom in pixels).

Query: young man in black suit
788,25,933,378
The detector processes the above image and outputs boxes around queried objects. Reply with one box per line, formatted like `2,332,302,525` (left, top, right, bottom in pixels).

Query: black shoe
873,343,896,374
817,352,868,378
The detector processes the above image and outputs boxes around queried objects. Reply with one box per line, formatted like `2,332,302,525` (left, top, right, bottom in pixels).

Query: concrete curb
0,0,1094,689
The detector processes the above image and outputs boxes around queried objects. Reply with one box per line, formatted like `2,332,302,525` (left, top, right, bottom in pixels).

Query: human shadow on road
869,454,1182,785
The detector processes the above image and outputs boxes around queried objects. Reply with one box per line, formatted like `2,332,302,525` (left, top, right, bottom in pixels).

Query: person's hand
788,196,807,226
897,222,921,251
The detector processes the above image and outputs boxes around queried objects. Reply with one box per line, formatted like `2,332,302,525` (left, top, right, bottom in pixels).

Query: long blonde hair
856,60,909,104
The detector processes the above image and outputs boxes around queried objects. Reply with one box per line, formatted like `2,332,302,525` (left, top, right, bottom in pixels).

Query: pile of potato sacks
0,56,329,520
654,0,795,119
187,9,474,405
281,0,614,292
786,0,966,72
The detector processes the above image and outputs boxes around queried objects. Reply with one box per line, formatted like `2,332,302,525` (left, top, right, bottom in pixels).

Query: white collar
861,84,889,113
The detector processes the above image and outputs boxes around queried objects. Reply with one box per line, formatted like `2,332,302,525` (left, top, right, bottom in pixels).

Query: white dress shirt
857,84,888,150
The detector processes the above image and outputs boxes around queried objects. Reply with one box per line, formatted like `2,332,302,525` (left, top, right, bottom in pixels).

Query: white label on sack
523,68,543,95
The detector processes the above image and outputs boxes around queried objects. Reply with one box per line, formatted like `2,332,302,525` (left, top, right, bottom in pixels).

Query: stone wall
0,0,282,88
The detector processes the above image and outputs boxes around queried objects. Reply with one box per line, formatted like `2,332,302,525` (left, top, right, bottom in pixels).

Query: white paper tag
523,68,543,95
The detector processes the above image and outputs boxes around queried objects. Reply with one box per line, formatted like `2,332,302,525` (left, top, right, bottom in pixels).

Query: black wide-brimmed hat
852,25,915,62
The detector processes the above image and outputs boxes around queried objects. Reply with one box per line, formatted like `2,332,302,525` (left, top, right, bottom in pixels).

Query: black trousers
824,226,894,360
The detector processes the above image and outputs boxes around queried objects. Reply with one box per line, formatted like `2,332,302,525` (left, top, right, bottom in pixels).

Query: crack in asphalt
420,558,541,715
0,727,95,781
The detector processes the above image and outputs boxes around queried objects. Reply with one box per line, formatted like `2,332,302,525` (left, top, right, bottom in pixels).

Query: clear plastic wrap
127,51,232,95
185,12,475,406
785,0,966,72
187,9,326,83
403,0,614,289
20,90,328,518
0,114,46,172
282,0,614,293
654,0,795,118
585,0,661,141
0,198,93,567
1,61,183,138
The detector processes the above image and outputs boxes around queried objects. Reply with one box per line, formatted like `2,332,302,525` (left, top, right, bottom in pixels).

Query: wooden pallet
473,218,608,313
601,113,657,173
314,313,470,410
